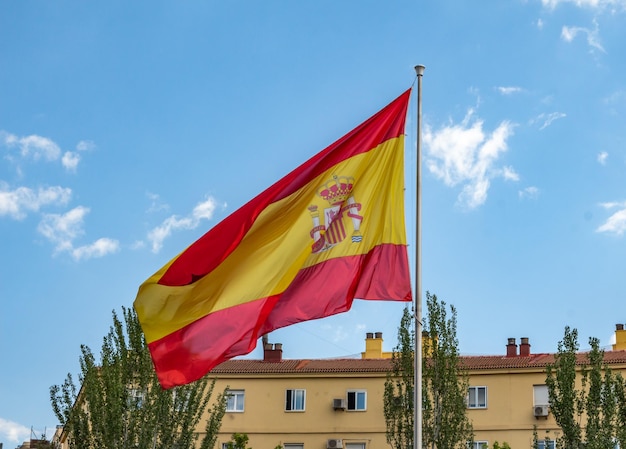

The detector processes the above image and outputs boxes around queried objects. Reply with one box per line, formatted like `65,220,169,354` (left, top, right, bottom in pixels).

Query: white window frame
285,388,306,412
347,389,367,411
345,443,366,449
226,389,245,412
537,440,555,449
468,442,488,449
128,388,145,408
283,444,304,449
467,386,487,409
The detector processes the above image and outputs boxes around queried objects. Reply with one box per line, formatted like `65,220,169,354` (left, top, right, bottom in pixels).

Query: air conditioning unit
333,398,346,410
534,404,549,417
327,439,343,449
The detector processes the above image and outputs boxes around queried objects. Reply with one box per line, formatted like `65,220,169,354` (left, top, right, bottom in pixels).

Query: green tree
545,326,584,449
384,306,415,449
224,433,251,449
422,292,473,449
383,292,473,449
546,326,625,449
490,442,511,449
50,306,227,449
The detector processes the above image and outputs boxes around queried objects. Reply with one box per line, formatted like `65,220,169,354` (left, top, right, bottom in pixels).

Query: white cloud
561,21,605,53
501,166,520,181
0,131,61,161
597,201,626,235
146,192,169,213
0,417,31,443
519,186,540,199
71,238,120,261
496,86,523,95
542,0,626,9
147,196,223,253
76,140,95,152
530,112,567,130
536,18,545,29
37,206,119,260
0,184,72,219
598,151,608,164
62,151,80,172
1,130,93,172
423,110,516,209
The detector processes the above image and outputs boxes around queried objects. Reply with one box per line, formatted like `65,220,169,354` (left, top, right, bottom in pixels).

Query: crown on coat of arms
317,175,355,204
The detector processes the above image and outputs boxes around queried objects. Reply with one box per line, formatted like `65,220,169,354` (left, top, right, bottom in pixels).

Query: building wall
467,369,560,448
209,373,389,449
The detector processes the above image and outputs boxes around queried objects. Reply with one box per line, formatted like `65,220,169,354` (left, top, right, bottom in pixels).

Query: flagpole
414,64,425,449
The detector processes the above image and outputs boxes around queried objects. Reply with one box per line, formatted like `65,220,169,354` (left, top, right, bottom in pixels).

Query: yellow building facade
207,327,626,449
50,326,626,449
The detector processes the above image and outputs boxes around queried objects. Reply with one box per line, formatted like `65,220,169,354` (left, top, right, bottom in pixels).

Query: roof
210,358,393,374
208,350,626,375
460,349,626,370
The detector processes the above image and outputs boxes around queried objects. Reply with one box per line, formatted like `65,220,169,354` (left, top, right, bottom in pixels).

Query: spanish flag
134,89,413,388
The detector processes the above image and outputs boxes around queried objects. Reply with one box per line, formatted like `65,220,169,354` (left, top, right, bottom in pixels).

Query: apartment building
51,325,626,449
206,326,626,449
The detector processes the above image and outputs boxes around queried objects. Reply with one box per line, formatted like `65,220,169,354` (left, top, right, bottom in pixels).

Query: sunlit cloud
530,112,567,130
0,417,31,443
62,151,80,172
71,238,120,261
0,131,93,172
76,140,95,152
37,206,120,260
0,184,72,219
542,0,626,10
496,86,523,95
597,201,626,236
147,196,225,253
146,192,170,213
519,186,540,200
561,20,605,53
598,151,608,165
0,131,61,162
423,110,517,209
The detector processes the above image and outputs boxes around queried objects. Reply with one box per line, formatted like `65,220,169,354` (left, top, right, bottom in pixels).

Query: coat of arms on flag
308,175,363,254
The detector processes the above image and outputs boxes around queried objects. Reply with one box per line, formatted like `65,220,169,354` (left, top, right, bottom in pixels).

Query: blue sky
2,0,626,445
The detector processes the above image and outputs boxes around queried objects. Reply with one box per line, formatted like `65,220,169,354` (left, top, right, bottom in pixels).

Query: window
345,443,366,449
467,386,487,409
226,389,244,412
347,390,367,411
128,388,145,408
285,389,306,411
537,440,555,449
283,444,304,449
468,442,488,449
534,384,549,406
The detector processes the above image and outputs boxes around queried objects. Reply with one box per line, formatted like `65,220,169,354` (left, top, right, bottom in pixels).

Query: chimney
362,332,384,359
519,337,531,356
613,324,626,351
263,342,283,362
506,337,518,357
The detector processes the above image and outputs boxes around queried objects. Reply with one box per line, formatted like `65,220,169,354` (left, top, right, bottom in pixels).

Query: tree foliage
50,306,227,449
546,326,626,449
224,433,251,449
421,292,473,449
383,292,473,449
384,306,415,449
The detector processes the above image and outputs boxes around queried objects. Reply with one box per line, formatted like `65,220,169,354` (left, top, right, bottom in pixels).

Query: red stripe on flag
148,243,410,388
